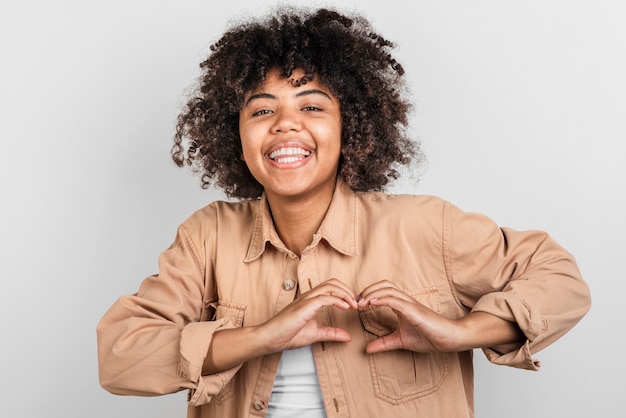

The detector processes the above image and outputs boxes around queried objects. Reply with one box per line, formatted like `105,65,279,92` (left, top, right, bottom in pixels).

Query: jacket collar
244,181,359,262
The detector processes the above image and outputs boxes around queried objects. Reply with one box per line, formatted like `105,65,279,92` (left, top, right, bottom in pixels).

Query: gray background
1,0,623,417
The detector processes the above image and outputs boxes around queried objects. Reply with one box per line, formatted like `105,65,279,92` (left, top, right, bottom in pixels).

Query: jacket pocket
203,299,247,404
358,287,448,404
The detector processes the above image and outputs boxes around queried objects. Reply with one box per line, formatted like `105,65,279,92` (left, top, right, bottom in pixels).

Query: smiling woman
237,68,345,255
96,5,591,418
171,7,417,200
239,68,343,234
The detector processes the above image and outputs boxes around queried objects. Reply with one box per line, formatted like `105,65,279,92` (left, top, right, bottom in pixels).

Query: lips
267,146,312,164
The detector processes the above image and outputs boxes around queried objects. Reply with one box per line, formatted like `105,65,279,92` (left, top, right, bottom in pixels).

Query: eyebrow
244,89,332,107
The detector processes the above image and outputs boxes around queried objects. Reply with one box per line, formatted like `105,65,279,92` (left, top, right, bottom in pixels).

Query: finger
317,278,357,298
357,280,407,304
358,279,396,298
304,279,358,308
315,326,352,343
358,285,415,308
299,293,358,314
364,333,403,354
366,294,432,321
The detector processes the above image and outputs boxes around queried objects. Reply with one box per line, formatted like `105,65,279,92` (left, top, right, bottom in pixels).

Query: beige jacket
97,182,591,417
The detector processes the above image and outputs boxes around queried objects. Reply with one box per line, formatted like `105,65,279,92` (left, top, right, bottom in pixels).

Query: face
239,68,342,202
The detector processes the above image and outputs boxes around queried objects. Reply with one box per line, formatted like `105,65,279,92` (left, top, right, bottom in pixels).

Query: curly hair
172,6,422,199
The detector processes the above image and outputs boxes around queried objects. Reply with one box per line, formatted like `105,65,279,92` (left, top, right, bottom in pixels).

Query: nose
271,107,302,133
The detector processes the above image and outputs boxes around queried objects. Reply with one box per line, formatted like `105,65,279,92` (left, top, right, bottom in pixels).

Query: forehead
246,68,330,96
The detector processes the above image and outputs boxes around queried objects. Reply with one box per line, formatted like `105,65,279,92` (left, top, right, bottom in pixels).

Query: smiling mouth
268,147,312,164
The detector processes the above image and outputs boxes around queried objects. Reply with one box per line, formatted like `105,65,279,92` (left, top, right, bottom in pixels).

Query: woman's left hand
357,280,523,354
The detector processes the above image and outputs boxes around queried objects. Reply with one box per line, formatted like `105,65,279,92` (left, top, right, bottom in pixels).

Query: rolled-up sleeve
97,209,242,405
180,320,241,406
443,201,591,370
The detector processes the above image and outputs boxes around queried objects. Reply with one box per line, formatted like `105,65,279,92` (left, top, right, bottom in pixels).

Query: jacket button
283,279,295,291
253,400,266,411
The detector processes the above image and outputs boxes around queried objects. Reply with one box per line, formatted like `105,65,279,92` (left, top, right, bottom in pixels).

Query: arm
357,201,590,369
445,201,591,368
98,208,360,407
96,223,212,397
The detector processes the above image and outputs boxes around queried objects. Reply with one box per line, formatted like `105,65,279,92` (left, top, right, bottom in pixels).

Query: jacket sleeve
443,201,591,370
96,208,242,406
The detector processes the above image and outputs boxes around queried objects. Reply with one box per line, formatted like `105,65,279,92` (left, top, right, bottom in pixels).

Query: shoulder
350,191,453,240
356,190,448,216
180,199,260,237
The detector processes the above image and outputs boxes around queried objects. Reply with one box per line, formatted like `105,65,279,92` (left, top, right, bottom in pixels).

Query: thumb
316,326,352,343
365,333,402,354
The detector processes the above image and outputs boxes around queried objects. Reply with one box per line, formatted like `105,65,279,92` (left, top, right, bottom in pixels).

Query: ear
240,154,245,161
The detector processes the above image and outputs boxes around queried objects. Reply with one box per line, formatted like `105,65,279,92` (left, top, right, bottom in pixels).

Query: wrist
457,312,523,351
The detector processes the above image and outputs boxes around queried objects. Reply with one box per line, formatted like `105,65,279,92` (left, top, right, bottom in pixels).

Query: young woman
97,7,591,418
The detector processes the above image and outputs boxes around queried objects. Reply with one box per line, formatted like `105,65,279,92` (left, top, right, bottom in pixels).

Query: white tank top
266,346,327,418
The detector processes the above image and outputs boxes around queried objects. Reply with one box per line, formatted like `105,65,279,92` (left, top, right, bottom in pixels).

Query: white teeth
275,156,301,164
269,147,311,161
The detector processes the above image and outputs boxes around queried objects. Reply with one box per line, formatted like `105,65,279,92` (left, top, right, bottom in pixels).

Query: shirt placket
299,250,351,417
249,250,300,417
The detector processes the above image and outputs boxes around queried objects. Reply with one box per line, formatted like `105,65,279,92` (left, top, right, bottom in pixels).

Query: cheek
324,124,343,156
240,144,258,169
238,137,264,178
238,126,258,158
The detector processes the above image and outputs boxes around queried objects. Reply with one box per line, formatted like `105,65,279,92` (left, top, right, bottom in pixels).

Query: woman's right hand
259,278,358,352
203,278,357,374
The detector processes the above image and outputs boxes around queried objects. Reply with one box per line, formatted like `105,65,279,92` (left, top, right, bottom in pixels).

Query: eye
252,109,273,116
302,106,322,111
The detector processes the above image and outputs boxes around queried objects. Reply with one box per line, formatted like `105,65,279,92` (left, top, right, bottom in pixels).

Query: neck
266,182,336,256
